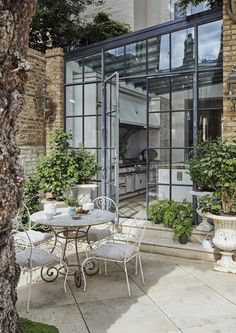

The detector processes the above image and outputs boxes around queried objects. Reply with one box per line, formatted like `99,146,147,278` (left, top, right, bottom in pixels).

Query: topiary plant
71,145,99,184
35,129,79,200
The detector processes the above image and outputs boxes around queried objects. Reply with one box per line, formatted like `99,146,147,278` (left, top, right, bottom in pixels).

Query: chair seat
16,248,59,268
14,230,52,246
90,242,135,261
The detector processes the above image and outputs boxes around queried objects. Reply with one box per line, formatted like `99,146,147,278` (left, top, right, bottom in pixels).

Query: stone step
120,218,217,262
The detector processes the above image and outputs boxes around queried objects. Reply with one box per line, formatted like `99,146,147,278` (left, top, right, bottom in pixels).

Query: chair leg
81,258,88,292
138,253,145,285
135,256,138,275
104,260,107,275
124,262,131,297
27,268,33,312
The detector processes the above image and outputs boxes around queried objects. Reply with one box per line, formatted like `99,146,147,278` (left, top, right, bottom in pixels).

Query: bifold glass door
146,75,194,205
102,72,119,205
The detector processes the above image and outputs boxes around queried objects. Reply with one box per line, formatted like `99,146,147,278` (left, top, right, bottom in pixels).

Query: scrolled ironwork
41,265,59,282
227,0,236,23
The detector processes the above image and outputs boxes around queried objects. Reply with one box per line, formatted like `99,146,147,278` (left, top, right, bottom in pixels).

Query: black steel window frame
64,8,223,212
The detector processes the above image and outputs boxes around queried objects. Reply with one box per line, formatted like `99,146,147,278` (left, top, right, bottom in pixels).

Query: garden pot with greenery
66,197,77,216
173,218,193,244
148,199,193,244
188,139,224,232
197,139,236,273
35,129,79,202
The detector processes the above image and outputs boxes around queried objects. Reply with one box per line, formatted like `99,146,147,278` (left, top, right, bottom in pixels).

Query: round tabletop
30,208,115,228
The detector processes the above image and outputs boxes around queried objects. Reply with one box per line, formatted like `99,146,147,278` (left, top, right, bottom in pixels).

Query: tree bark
0,1,36,332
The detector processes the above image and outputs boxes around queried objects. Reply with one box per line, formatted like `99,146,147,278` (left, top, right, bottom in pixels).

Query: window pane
66,117,83,147
84,53,101,79
105,47,125,76
171,28,195,70
198,20,223,68
66,86,82,117
171,75,193,110
66,59,83,84
198,110,222,141
84,116,100,148
149,114,170,149
172,148,192,166
84,83,101,115
148,34,169,73
125,40,146,76
198,71,223,109
172,186,192,202
148,78,170,112
172,112,193,148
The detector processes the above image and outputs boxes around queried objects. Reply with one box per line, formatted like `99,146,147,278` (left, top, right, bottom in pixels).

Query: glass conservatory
64,9,223,218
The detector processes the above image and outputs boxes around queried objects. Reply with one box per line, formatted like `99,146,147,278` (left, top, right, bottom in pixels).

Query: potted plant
197,139,236,273
71,145,99,205
36,129,79,201
66,197,77,216
148,200,170,224
188,139,225,231
173,219,193,244
148,199,193,243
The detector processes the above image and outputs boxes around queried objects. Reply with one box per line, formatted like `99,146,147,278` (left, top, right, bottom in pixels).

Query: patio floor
17,252,236,333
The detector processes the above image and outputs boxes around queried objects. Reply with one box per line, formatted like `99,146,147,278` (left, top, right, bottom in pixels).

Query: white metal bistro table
30,208,115,287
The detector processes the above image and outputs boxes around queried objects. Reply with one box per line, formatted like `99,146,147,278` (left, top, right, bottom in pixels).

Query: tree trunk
0,1,36,332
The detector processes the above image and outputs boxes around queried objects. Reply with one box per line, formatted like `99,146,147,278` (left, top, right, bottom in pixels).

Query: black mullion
169,76,172,201
146,77,150,207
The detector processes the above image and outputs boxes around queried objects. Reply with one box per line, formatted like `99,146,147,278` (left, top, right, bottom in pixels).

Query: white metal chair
85,196,119,242
13,204,68,312
81,210,147,297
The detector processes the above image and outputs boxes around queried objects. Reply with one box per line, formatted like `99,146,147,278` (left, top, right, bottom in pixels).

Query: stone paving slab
17,253,236,333
78,295,179,333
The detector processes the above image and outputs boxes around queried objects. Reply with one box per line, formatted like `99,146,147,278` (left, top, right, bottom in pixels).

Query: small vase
179,234,188,244
68,206,76,216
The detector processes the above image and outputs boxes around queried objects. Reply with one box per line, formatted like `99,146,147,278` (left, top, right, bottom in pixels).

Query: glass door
102,72,120,205
146,75,194,206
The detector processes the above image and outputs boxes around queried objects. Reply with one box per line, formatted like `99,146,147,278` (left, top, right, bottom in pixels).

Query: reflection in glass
198,20,222,67
84,83,101,115
84,53,101,79
66,59,83,83
198,110,222,141
105,47,125,76
149,116,170,150
66,86,82,117
172,112,193,148
84,116,100,148
148,34,169,73
171,28,195,69
66,117,83,147
148,78,170,112
198,71,223,109
125,40,146,76
172,148,191,165
171,75,193,110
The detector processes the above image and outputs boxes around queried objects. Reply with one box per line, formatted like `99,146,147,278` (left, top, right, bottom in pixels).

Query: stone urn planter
191,190,214,232
206,213,236,274
72,183,98,206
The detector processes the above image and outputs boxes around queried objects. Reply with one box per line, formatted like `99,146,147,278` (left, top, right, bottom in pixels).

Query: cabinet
135,172,146,191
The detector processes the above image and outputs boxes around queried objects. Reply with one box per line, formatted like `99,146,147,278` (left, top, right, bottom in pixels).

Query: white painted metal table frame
30,208,115,286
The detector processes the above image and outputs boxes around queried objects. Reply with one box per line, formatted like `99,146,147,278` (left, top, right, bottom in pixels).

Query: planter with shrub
148,199,193,243
197,139,236,273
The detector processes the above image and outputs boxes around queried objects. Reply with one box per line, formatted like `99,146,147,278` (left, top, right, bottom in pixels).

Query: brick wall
17,48,64,175
223,0,236,140
45,48,64,153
